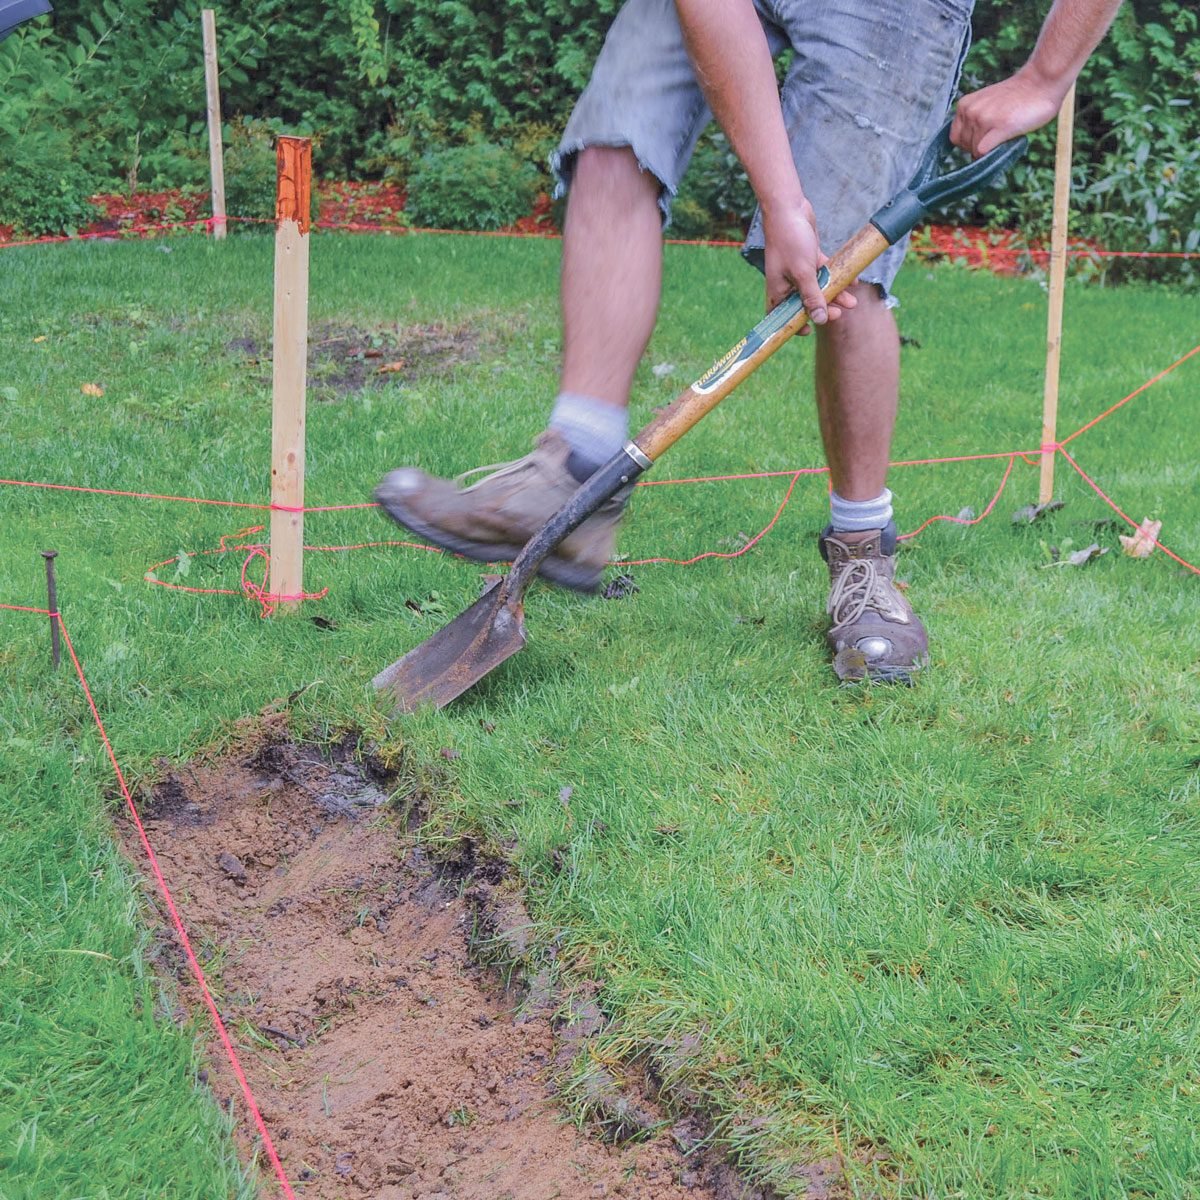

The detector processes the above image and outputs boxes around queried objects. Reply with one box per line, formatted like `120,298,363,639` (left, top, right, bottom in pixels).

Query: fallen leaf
1042,542,1107,568
1118,517,1162,559
439,747,461,760
1012,499,1064,525
1065,543,1106,566
81,382,105,397
376,359,407,374
32,335,47,343
479,720,496,734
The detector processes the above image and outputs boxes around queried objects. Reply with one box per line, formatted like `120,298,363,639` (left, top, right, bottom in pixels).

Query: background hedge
1,0,1196,264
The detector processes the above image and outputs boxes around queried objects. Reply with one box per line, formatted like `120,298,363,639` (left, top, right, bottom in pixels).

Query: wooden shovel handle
634,224,889,462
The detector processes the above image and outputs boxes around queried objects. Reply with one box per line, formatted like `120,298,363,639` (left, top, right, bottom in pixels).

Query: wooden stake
269,137,312,614
1039,84,1075,504
201,9,227,240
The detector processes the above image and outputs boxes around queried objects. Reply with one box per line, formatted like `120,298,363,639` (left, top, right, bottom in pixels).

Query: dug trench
119,719,810,1200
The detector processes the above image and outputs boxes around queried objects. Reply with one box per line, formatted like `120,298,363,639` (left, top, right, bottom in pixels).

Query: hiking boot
819,521,929,682
374,429,625,593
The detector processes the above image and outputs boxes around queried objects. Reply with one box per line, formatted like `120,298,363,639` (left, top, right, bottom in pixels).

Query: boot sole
374,490,602,595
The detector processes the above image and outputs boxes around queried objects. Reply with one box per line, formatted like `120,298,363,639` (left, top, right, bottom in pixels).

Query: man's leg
549,145,664,483
376,0,712,592
560,146,663,410
813,283,898,503
812,284,928,679
755,0,973,679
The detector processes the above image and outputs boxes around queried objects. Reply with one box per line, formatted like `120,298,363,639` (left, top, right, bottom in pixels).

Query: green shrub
0,132,94,236
671,127,755,240
962,0,1200,279
405,142,539,231
4,0,1196,277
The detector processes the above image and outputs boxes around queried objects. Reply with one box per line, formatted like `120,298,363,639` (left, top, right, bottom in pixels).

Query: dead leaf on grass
81,382,105,397
1118,517,1162,559
376,359,407,374
1042,542,1107,568
1012,499,1064,524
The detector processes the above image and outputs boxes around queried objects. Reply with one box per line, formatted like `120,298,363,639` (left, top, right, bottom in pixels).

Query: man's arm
674,0,848,323
952,0,1124,157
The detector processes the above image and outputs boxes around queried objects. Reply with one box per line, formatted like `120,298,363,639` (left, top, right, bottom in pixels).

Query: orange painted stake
269,137,312,613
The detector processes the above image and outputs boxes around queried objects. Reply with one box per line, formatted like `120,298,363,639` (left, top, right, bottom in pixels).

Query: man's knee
573,145,662,201
816,283,896,350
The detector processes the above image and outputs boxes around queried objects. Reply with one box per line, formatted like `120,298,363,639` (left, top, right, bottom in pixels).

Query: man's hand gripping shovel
374,125,1027,713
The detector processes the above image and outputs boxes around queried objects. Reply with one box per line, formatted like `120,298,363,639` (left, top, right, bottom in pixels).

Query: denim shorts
551,0,973,302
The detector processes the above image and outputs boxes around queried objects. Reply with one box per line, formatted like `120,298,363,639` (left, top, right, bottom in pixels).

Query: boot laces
453,432,563,493
826,558,900,625
453,449,546,493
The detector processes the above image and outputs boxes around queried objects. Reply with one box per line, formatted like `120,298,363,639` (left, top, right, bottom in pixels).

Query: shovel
374,123,1027,712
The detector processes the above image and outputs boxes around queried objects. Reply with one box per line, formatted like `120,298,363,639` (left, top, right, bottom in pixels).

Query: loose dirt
124,727,777,1199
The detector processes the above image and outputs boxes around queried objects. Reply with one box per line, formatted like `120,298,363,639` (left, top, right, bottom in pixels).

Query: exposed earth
121,721,792,1200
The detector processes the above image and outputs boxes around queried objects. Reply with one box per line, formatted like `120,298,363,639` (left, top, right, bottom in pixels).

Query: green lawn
2,230,1198,1198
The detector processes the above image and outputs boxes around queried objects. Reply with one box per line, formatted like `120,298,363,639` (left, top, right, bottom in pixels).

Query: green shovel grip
870,120,1028,246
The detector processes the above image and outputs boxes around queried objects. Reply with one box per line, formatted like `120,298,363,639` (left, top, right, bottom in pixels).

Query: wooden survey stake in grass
269,136,311,614
201,10,226,241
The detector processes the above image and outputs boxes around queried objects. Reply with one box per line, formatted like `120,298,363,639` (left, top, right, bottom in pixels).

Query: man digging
377,0,1121,682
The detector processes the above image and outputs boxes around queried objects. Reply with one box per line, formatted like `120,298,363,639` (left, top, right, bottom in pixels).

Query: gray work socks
829,488,893,534
549,392,630,484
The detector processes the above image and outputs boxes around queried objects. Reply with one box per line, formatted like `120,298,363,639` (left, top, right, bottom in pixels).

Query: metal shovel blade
372,579,527,712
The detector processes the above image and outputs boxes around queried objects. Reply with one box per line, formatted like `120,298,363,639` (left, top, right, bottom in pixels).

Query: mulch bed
1,183,1084,275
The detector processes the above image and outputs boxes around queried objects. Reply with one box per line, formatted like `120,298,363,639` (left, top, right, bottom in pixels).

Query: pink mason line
1057,448,1198,575
5,341,1198,602
0,603,297,1200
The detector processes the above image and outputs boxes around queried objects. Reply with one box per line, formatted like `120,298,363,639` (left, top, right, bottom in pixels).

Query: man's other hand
761,194,855,331
952,71,1064,158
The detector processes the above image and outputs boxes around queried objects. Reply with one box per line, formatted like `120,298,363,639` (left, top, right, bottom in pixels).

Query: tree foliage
1,0,1196,264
